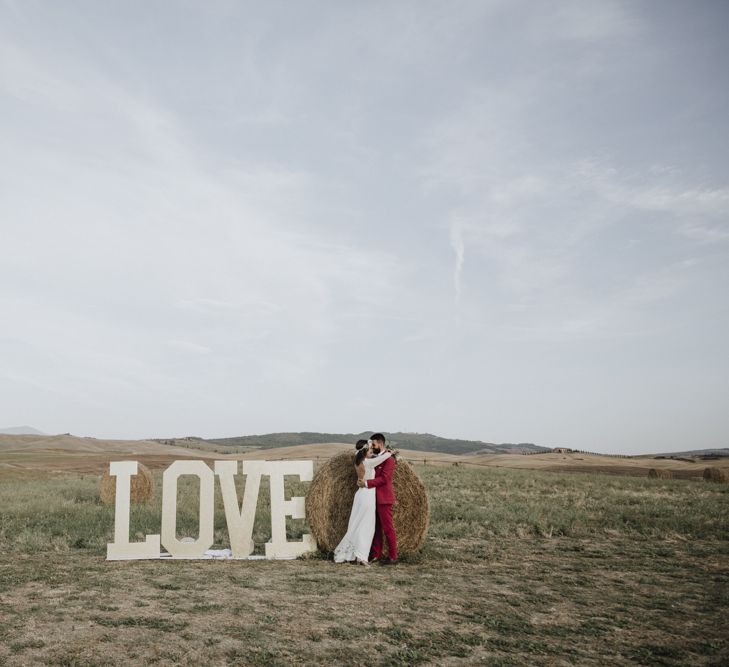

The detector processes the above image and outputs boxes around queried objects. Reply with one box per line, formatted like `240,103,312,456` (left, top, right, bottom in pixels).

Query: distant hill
3,433,728,480
0,425,46,435
202,431,551,455
651,448,729,458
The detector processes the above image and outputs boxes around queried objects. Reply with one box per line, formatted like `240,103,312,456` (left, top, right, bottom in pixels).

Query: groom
357,433,398,565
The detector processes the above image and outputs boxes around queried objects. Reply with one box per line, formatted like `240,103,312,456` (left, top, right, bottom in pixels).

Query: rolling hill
0,433,221,476
651,448,729,458
0,425,46,435
202,431,551,455
1,433,728,480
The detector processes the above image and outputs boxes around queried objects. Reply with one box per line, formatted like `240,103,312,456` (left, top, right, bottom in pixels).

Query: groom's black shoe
379,558,398,566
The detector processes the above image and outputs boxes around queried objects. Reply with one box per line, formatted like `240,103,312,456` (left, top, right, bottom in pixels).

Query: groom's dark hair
370,433,386,444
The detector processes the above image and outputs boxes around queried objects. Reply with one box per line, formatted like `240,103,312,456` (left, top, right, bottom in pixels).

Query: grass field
1,465,728,666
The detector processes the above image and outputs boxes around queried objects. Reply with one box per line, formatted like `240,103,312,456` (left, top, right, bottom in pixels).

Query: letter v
215,460,265,557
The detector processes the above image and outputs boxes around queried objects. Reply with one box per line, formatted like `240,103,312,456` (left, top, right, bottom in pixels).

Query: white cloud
421,77,729,343
449,217,465,303
167,340,212,355
0,26,407,434
1,1,727,452
535,0,637,43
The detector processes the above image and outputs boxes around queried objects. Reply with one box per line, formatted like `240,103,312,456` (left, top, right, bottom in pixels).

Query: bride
333,439,392,566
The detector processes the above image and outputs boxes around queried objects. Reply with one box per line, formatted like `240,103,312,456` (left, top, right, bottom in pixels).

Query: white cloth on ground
204,548,233,559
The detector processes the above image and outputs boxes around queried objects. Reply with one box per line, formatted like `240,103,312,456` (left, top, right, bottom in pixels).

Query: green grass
0,471,310,554
1,466,725,556
426,465,729,541
0,465,727,666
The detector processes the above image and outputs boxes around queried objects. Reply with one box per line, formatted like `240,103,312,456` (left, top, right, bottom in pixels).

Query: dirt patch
1,536,727,666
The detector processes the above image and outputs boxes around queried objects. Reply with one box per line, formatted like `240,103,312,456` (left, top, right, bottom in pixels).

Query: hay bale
99,463,154,504
306,452,429,556
703,467,729,483
648,468,673,479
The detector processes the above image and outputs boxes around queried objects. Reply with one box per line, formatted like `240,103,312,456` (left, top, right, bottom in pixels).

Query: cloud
167,340,212,355
576,161,729,243
534,0,637,43
0,26,408,431
420,73,729,341
1,1,727,452
449,217,465,303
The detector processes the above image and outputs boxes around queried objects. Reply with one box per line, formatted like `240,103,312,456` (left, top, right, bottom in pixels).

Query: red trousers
371,503,397,560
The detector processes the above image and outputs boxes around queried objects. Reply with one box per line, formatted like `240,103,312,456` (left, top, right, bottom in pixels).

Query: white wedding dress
333,451,392,563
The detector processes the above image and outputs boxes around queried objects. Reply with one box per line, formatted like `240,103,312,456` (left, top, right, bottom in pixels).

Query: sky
1,1,728,454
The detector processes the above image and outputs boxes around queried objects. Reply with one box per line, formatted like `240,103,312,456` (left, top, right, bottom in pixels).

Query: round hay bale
306,452,429,556
99,463,154,504
703,467,729,483
648,468,673,479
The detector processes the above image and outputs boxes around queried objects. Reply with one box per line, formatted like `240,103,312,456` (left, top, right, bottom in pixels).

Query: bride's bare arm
365,451,392,468
356,462,365,483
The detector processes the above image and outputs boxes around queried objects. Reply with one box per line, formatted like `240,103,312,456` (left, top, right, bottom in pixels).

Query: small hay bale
99,463,154,504
703,467,729,483
648,468,673,479
306,452,429,556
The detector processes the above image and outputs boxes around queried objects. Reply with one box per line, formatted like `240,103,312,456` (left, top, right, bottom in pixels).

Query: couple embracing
334,433,398,566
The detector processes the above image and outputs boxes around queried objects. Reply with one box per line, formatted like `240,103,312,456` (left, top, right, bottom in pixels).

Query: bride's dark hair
355,439,369,466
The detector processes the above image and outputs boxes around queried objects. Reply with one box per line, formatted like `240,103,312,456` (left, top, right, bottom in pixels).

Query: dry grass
3,434,729,481
0,433,216,457
0,464,727,666
703,467,729,483
0,434,220,475
99,463,154,504
463,450,729,479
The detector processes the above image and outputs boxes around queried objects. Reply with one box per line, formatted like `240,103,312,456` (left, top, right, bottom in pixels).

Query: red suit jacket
365,455,396,504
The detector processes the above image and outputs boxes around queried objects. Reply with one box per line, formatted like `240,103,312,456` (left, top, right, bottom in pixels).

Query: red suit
365,455,397,560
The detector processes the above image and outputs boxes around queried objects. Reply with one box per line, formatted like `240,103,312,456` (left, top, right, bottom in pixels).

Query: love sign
106,460,316,560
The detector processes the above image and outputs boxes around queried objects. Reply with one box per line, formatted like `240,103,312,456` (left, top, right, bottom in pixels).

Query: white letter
214,460,264,557
106,461,160,560
264,460,316,559
161,460,214,558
